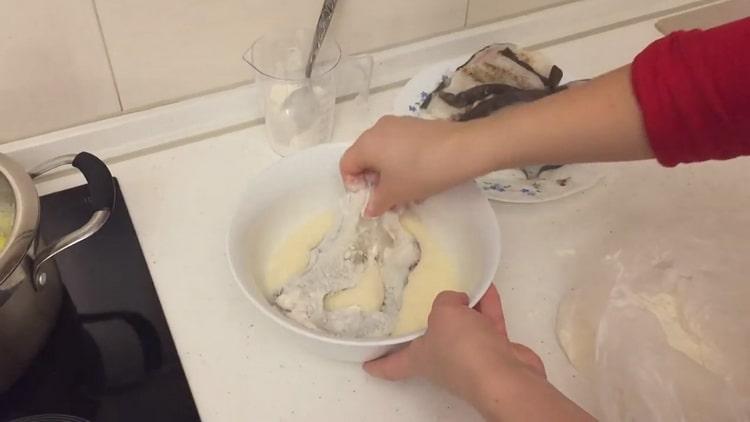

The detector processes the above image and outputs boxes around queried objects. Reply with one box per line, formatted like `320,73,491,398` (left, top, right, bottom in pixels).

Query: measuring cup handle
346,53,373,107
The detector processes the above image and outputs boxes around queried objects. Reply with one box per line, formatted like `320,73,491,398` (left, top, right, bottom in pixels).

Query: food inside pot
0,203,14,253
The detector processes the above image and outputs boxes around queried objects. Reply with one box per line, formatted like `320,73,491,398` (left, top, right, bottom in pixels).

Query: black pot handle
29,152,115,290
72,152,115,211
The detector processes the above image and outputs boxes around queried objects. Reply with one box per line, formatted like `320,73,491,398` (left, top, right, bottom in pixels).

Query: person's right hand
364,286,546,398
364,286,596,421
340,115,471,217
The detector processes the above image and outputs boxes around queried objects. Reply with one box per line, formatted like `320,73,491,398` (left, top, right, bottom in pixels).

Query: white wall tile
94,0,467,110
330,0,467,53
467,0,575,26
0,0,120,142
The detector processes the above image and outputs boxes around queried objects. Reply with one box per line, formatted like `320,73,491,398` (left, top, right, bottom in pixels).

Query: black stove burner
9,415,90,422
0,179,200,422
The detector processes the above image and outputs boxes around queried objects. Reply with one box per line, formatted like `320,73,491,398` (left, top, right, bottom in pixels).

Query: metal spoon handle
305,0,337,78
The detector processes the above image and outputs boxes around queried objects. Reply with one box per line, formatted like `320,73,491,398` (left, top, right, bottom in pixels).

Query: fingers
475,284,508,337
341,137,392,217
427,292,469,327
363,345,415,381
340,142,370,187
433,290,470,308
339,116,392,183
510,342,547,379
476,287,543,377
365,183,393,217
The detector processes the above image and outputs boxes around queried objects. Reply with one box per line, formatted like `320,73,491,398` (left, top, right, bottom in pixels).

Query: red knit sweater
631,17,750,166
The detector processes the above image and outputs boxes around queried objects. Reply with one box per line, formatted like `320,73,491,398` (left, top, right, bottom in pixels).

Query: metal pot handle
29,152,114,289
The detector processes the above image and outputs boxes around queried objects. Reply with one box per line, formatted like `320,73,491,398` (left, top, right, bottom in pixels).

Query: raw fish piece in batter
325,257,384,313
273,189,421,338
263,211,335,298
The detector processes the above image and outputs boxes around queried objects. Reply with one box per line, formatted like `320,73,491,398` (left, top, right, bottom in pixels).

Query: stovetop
0,179,200,422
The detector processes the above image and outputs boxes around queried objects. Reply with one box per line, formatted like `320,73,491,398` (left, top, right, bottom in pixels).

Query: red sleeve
631,17,750,167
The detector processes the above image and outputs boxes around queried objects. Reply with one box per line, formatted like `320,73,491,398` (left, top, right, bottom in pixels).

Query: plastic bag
557,210,750,421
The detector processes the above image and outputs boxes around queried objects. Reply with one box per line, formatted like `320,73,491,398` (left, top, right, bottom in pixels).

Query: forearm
470,367,596,422
447,65,654,179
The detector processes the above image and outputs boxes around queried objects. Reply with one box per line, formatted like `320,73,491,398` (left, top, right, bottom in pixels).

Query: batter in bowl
263,188,463,338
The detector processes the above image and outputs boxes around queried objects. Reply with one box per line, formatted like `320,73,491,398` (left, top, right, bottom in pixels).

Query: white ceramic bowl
227,143,501,362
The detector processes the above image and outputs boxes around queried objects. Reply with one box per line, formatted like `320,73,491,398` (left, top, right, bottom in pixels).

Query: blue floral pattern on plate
407,91,431,114
476,167,602,203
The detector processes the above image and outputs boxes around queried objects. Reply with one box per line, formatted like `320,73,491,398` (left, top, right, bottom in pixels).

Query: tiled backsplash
0,0,570,142
95,0,468,110
0,0,120,143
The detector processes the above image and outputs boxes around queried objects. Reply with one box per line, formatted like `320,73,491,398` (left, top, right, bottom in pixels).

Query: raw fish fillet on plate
421,43,564,123
394,43,603,203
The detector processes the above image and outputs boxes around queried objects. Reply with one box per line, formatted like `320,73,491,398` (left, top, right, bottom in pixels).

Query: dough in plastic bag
557,211,750,421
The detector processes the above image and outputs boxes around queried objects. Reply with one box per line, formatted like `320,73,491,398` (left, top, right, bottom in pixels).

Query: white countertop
28,8,749,422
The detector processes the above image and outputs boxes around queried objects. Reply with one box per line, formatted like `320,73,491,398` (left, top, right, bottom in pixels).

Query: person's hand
340,116,473,217
365,286,595,421
365,285,544,399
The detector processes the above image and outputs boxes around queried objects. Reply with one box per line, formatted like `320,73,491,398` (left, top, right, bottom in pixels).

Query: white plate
478,166,604,204
393,55,603,204
393,56,469,117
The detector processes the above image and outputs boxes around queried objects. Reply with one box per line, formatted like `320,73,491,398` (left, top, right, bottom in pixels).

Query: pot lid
0,154,39,287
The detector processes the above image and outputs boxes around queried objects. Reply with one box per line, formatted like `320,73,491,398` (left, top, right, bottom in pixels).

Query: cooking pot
0,152,114,392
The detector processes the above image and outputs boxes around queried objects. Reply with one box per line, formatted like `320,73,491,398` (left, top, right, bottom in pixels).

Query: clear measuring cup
244,28,373,156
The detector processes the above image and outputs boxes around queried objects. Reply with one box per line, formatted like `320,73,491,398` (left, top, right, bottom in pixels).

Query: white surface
227,143,500,362
19,10,737,422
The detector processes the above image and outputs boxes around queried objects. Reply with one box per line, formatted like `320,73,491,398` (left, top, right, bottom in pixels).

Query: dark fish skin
456,44,495,71
498,47,563,89
522,165,564,179
439,83,526,108
418,44,587,179
452,78,576,121
420,78,446,109
421,44,509,111
454,87,551,121
422,45,567,119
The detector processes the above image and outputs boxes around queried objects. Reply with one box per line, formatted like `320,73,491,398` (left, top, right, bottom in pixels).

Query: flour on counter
272,189,421,338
